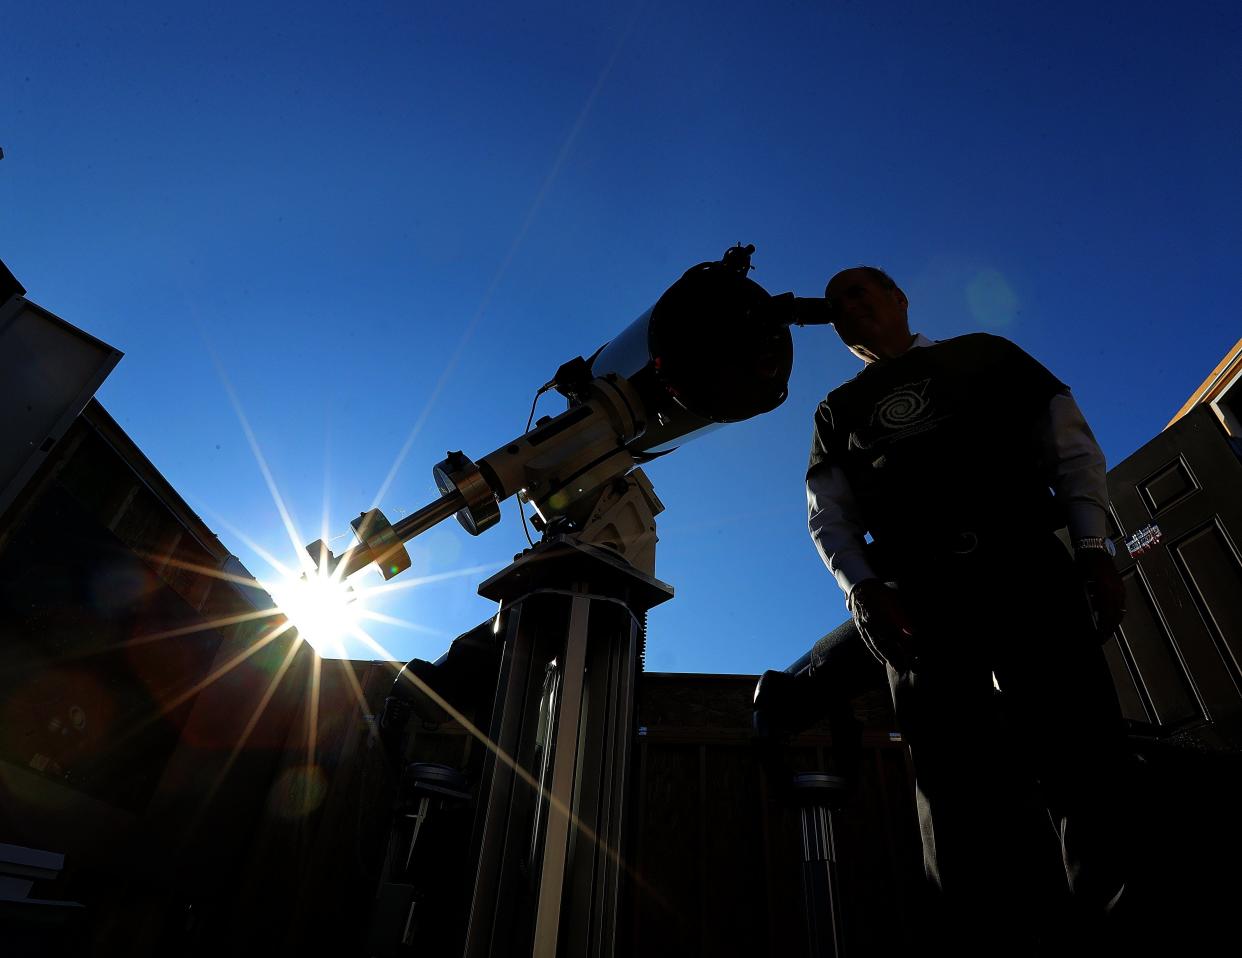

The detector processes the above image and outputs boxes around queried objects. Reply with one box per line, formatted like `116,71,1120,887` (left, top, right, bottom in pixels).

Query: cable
525,387,543,433
518,497,535,548
518,383,553,547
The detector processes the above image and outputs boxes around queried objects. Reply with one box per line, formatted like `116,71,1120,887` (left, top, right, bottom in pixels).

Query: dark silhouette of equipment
793,772,851,958
306,243,817,584
752,620,885,958
367,763,473,957
320,244,830,957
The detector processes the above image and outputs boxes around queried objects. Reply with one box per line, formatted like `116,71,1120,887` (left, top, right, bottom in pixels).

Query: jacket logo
848,380,942,450
874,379,932,429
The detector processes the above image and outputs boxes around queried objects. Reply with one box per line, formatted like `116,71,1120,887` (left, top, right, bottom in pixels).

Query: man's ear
890,286,909,309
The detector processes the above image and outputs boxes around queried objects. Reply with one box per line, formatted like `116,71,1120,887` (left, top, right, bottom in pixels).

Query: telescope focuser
763,291,834,327
721,242,756,276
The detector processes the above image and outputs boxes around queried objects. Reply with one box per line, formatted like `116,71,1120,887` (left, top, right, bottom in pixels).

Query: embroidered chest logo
849,379,945,450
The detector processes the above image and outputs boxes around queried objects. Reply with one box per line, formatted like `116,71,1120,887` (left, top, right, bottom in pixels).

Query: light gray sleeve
807,464,877,598
1041,391,1110,541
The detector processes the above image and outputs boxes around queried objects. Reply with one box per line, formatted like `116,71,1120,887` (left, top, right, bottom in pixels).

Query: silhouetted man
806,266,1132,955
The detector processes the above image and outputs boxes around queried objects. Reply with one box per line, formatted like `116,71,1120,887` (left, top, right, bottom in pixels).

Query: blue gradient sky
4,1,1239,673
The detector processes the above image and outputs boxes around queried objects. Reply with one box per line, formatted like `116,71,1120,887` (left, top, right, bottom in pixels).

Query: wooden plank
700,746,769,955
629,743,701,954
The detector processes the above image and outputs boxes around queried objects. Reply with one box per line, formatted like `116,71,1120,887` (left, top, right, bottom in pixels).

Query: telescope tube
588,258,794,456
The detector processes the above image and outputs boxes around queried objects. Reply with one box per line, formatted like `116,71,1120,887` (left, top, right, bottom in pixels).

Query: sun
266,569,366,657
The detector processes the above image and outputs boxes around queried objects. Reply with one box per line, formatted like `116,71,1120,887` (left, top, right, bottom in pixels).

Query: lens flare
267,571,364,656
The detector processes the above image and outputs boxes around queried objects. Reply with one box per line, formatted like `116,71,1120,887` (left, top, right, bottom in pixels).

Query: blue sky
4,1,1239,673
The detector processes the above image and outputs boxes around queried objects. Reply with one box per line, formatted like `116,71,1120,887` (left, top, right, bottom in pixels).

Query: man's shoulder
822,334,992,389
931,331,1021,354
817,334,1027,402
934,331,1066,395
819,365,870,407
923,332,1047,373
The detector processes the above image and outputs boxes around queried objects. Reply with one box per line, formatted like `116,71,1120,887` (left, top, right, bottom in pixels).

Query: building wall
0,402,309,955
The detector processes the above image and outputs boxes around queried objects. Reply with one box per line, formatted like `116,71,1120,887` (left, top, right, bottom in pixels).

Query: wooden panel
1102,635,1150,724
1170,521,1242,691
699,746,769,955
631,743,702,954
1114,569,1202,726
1139,457,1199,515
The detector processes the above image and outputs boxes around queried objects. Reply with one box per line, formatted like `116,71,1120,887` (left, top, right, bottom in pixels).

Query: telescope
306,243,831,581
330,244,837,957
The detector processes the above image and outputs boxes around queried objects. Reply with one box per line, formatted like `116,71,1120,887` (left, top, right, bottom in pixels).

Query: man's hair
824,265,900,297
856,266,898,289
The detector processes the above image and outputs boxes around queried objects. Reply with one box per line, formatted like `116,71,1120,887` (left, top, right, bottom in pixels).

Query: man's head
824,266,912,363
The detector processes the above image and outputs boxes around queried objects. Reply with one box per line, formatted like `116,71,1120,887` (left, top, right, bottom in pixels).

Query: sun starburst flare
123,367,665,916
264,568,367,658
171,354,602,865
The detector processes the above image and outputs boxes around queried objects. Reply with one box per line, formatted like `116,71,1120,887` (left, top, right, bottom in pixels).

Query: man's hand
847,579,919,671
1075,549,1127,640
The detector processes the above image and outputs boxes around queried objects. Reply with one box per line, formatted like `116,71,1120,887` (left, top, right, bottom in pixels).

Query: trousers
881,531,1133,955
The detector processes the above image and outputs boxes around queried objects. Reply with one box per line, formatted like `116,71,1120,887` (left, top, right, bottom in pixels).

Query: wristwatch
1074,536,1116,557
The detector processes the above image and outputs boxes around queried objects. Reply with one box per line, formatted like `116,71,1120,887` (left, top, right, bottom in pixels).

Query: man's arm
806,464,875,598
807,464,919,668
1040,390,1127,636
1040,391,1110,540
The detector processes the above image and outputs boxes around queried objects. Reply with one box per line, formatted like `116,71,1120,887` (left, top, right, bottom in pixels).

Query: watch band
1074,536,1116,556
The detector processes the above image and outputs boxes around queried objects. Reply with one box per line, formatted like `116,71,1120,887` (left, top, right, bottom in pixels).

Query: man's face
824,269,910,358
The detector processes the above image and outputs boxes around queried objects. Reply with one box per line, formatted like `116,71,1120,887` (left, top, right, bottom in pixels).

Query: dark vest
807,333,1067,547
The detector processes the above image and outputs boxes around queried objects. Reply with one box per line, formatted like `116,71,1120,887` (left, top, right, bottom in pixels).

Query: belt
869,526,1048,565
943,530,981,555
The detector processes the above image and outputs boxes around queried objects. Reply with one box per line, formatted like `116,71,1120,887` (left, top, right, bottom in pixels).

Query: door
1103,405,1242,747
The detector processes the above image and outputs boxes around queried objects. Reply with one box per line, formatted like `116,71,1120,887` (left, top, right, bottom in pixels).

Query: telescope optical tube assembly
309,245,797,580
